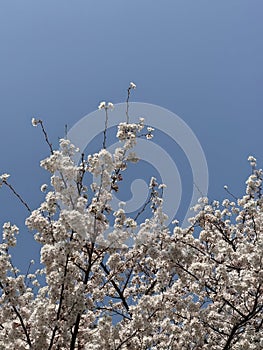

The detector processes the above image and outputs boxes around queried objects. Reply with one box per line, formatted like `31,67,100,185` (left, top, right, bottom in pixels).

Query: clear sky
0,0,262,270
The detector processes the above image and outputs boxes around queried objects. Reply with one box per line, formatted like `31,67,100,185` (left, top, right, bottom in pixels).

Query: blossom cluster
0,88,262,349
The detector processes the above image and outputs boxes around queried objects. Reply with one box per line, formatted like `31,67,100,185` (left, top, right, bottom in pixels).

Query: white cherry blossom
0,86,261,349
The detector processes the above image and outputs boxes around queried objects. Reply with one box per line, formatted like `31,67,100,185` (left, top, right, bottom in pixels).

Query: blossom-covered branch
0,85,261,349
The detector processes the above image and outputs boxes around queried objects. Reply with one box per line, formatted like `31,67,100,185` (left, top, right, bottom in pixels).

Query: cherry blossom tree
0,84,262,349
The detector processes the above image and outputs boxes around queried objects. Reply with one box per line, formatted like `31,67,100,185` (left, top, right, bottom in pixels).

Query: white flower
98,101,114,110
107,102,114,109
149,177,157,188
172,219,179,225
124,218,137,228
248,155,257,167
158,184,167,189
129,81,136,89
98,101,106,110
0,173,10,182
31,117,39,126
248,155,256,162
224,185,228,190
40,184,48,192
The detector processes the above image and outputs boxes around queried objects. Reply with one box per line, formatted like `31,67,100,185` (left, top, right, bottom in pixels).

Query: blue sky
0,0,262,270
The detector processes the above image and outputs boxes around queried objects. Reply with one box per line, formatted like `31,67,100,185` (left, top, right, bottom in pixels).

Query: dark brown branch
70,243,95,350
39,120,54,155
3,181,31,213
100,262,130,312
48,253,70,350
103,108,108,149
12,305,32,348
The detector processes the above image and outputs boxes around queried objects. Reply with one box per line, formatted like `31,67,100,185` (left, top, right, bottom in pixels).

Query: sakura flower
107,102,114,109
129,81,136,89
248,155,257,167
31,117,40,126
98,101,106,110
146,133,153,140
0,173,10,182
0,86,262,350
40,184,48,192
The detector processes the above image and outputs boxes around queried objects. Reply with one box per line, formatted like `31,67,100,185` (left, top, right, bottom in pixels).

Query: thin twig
125,82,136,123
126,87,131,124
39,120,53,155
3,181,31,213
12,306,32,348
224,186,238,200
65,124,68,139
103,108,109,149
